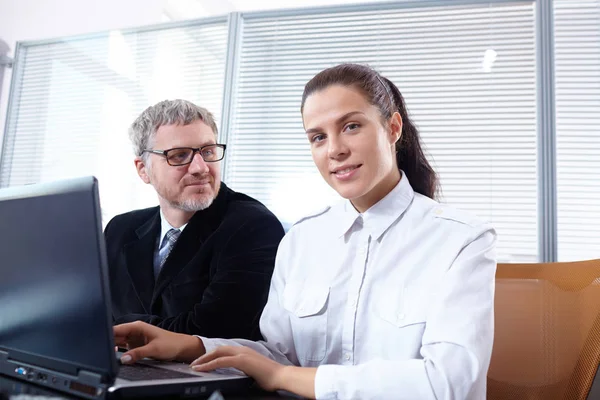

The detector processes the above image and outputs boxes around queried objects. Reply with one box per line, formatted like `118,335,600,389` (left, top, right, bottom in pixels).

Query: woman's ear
389,111,403,145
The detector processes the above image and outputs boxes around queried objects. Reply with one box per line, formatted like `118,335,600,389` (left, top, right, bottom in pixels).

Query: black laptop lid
0,177,117,381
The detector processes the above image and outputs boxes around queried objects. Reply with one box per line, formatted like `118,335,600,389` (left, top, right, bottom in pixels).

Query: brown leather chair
488,260,600,399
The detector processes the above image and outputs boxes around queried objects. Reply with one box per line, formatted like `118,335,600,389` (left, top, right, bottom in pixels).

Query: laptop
0,177,252,399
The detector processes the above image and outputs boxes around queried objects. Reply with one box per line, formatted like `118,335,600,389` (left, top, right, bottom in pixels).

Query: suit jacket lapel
151,184,233,307
123,209,160,313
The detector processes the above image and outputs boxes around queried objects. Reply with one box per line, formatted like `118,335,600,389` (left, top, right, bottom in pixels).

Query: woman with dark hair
115,64,497,399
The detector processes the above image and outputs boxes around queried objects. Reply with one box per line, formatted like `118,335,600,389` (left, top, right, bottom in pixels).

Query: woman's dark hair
300,63,438,200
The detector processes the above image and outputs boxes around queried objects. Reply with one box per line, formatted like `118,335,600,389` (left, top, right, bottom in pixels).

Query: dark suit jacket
104,183,285,340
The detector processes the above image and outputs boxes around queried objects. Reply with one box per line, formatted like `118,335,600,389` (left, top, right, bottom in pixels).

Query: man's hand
114,321,206,364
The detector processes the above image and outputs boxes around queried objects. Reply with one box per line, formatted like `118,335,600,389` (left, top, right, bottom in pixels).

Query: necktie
159,228,181,268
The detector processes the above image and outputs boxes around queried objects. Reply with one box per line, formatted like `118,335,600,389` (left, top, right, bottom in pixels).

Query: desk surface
0,374,289,400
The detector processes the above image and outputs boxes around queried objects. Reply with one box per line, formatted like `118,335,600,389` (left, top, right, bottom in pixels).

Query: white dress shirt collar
335,171,415,240
199,169,497,399
159,209,188,245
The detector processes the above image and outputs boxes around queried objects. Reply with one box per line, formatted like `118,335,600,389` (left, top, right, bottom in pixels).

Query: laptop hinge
78,369,103,385
73,369,108,398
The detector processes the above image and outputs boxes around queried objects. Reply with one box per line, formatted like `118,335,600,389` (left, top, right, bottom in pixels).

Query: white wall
0,0,169,157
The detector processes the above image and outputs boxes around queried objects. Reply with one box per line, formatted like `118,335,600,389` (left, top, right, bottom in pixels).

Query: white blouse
201,175,497,399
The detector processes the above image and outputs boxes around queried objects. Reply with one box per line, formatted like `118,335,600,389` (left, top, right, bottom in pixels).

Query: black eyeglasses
143,144,226,166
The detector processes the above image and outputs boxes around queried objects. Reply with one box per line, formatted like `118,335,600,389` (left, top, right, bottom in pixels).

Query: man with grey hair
104,99,284,339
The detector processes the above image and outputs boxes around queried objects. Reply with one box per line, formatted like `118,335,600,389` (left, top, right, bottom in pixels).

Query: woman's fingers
114,321,156,351
114,321,153,338
189,346,285,393
191,356,240,372
190,346,244,367
120,341,160,364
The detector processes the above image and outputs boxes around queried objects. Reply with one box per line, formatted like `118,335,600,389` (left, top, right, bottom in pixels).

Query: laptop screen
0,177,116,377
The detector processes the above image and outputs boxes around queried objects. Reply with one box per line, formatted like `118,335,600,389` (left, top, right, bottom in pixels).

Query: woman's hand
190,346,287,392
190,346,317,398
113,321,205,364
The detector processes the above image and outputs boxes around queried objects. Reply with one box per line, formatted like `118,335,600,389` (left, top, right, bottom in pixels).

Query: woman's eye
311,134,326,143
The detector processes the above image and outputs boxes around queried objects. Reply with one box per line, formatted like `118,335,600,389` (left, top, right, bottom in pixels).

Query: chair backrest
488,260,600,400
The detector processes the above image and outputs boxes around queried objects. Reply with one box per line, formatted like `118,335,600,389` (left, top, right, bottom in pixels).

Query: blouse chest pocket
371,287,431,359
373,286,429,329
283,282,329,363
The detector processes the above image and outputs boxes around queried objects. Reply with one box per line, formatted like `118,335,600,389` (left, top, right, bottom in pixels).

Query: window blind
225,2,538,262
555,0,600,261
0,20,228,224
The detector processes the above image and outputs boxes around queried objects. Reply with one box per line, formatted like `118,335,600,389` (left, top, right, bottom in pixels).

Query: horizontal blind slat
1,22,229,224
554,0,600,261
226,1,538,262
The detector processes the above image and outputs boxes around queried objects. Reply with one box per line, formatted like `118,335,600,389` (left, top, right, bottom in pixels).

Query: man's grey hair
129,99,219,157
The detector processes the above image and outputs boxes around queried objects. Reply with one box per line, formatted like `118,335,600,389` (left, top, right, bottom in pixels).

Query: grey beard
173,195,215,212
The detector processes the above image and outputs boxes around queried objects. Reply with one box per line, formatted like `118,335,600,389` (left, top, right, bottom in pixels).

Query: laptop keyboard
118,363,200,381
